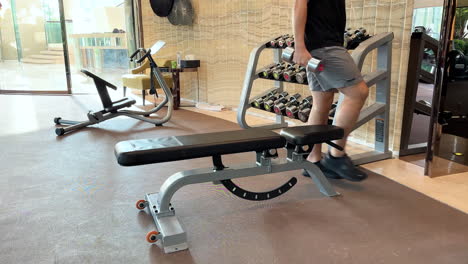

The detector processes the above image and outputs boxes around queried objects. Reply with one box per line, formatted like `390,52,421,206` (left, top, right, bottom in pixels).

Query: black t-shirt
304,0,346,51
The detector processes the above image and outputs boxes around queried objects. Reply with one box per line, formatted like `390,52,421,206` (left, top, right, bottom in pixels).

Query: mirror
401,0,468,176
399,2,444,159
427,0,468,176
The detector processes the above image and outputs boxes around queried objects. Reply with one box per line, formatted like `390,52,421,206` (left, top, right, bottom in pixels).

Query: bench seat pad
115,128,285,166
280,125,344,146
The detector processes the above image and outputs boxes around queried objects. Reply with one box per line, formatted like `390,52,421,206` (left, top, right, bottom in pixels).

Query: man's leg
331,80,369,156
321,80,369,181
302,90,343,179
306,90,335,162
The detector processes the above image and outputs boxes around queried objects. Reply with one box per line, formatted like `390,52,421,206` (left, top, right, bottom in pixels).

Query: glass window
412,7,444,39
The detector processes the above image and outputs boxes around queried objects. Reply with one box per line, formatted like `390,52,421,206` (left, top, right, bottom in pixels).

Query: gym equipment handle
129,48,148,62
136,50,151,64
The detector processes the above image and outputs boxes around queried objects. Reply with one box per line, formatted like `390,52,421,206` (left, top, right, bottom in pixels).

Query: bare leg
330,81,369,157
306,91,335,162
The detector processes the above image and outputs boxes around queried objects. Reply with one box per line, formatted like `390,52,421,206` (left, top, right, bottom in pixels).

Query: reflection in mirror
424,0,468,177
399,3,443,159
431,2,468,174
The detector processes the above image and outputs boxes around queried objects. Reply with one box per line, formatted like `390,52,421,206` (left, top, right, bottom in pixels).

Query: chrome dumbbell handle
282,47,324,73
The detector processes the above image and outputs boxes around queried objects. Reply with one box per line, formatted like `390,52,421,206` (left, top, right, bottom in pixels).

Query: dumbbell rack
238,32,395,165
236,39,290,130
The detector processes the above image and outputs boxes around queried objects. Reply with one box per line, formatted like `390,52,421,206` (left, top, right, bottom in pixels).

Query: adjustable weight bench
54,41,174,136
115,125,344,253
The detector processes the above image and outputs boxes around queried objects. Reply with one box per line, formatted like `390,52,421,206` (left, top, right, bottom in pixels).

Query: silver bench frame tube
144,156,339,253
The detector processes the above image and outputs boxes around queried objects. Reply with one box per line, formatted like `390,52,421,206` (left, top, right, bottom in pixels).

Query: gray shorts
307,46,363,92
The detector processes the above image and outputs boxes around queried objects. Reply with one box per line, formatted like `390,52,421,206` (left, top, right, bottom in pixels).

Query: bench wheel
146,231,160,243
54,117,61,124
55,128,65,136
155,124,163,127
136,200,147,210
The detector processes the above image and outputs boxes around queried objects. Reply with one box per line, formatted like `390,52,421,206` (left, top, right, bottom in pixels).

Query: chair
122,59,173,105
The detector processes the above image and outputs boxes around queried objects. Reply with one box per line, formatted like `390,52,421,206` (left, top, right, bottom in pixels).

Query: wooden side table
160,67,200,110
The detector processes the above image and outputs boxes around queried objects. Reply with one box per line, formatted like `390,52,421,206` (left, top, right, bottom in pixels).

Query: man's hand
293,47,312,67
293,0,310,66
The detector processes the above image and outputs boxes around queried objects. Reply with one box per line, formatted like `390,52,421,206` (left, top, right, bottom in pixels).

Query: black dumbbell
272,64,290,80
274,93,301,116
344,29,354,48
282,65,296,82
298,101,337,122
286,96,313,119
283,65,305,82
264,91,289,112
251,93,270,109
260,63,287,79
259,92,282,110
258,63,279,79
277,38,288,48
286,38,295,47
295,67,308,84
269,38,281,48
278,35,293,48
298,107,310,123
251,91,278,109
278,64,297,81
346,28,370,49
268,34,291,48
282,47,324,74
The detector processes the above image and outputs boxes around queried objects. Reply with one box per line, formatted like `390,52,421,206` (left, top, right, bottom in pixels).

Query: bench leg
303,162,340,197
145,192,188,253
140,160,339,253
143,90,146,106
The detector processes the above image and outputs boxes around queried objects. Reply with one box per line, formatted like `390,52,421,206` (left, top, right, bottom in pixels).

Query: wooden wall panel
142,0,415,151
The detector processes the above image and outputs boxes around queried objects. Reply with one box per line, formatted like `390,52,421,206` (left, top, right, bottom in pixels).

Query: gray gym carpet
1,95,468,264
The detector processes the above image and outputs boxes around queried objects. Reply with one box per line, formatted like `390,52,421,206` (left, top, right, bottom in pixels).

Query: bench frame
142,146,339,253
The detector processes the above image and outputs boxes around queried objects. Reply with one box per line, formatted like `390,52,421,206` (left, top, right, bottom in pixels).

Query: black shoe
302,161,342,179
321,153,367,182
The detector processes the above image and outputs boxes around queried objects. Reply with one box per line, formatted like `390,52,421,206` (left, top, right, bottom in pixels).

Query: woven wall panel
142,0,415,150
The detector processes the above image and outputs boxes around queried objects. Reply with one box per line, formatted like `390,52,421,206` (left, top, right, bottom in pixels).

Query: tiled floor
2,94,468,263
0,60,127,94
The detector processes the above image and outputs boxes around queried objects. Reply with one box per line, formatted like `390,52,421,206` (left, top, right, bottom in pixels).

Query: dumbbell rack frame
238,32,395,165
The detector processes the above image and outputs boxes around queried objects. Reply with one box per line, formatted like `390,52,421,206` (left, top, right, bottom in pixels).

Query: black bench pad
280,125,344,146
81,69,117,89
115,128,285,166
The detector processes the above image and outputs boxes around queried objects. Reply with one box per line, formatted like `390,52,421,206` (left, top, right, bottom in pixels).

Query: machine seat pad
115,128,285,166
280,125,344,146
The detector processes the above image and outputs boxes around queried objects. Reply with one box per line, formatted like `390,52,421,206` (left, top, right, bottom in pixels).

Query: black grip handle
136,50,151,64
129,50,140,61
81,69,117,90
129,48,148,62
